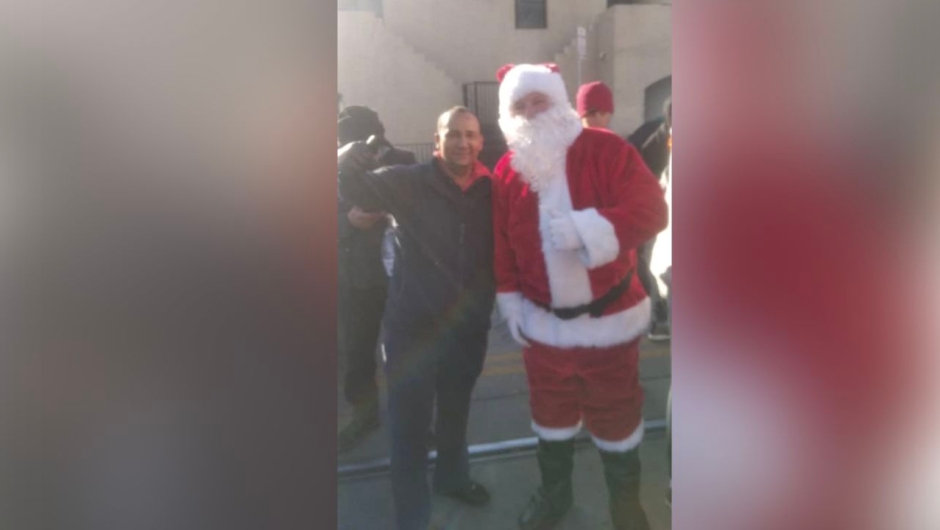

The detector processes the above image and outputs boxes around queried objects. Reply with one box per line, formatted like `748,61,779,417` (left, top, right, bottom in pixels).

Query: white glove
548,214,583,251
497,292,529,347
506,314,529,347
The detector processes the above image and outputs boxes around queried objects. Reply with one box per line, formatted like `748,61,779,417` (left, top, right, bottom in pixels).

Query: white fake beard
499,104,583,192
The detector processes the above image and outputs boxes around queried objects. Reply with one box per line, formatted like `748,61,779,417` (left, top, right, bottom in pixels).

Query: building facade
339,0,671,161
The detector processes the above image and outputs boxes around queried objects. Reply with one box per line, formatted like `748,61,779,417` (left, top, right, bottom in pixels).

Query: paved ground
338,431,671,530
337,315,671,528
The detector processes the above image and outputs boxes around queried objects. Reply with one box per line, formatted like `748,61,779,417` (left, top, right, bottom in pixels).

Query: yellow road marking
486,347,669,364
371,348,670,383
481,347,670,378
481,364,527,377
484,351,523,363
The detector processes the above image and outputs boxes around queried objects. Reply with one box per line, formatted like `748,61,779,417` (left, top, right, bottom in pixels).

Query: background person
336,105,416,452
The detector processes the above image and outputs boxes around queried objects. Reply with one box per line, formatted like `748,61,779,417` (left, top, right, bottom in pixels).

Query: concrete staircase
338,11,463,144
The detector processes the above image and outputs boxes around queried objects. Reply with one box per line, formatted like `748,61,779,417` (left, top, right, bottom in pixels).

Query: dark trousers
383,323,488,530
339,273,387,409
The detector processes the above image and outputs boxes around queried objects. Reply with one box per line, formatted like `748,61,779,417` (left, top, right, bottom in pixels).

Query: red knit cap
575,81,614,117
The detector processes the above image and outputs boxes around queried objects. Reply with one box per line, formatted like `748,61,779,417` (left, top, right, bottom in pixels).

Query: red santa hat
496,63,572,120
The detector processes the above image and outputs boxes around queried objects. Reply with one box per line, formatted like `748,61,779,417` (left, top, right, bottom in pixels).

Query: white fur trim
547,214,582,251
569,208,620,269
592,420,645,453
496,291,523,320
532,420,582,441
498,64,571,120
536,163,593,307
501,104,582,194
520,296,651,349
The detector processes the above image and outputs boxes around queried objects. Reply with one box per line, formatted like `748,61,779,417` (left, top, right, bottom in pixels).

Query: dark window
516,0,547,29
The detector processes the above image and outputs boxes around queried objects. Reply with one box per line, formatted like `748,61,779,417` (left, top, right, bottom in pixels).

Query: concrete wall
382,0,608,83
554,12,605,109
595,12,618,102
338,3,671,141
551,5,670,137
338,11,462,144
607,5,672,135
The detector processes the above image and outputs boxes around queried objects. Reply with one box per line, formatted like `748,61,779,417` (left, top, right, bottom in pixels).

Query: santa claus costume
491,64,668,530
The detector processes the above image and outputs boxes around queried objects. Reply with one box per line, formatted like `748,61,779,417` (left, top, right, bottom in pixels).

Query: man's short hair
437,106,475,131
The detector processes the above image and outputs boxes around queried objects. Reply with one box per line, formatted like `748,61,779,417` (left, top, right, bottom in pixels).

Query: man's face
583,111,612,130
435,111,483,169
510,91,552,120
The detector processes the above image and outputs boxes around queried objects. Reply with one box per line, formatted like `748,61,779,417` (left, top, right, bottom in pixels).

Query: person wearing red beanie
576,80,615,129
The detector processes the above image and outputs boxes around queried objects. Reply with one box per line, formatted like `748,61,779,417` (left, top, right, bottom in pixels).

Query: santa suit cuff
591,420,645,453
532,420,582,441
569,208,619,268
497,291,524,321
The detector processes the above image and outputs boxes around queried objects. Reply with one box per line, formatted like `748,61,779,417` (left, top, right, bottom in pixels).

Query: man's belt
534,270,634,321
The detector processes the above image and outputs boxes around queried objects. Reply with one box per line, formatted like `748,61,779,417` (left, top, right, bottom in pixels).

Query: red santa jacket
492,127,668,348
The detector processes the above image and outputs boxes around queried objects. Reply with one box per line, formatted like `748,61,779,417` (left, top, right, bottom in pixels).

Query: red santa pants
523,338,645,451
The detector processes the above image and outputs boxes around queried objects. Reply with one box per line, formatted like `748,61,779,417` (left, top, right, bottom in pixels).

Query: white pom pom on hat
496,63,572,119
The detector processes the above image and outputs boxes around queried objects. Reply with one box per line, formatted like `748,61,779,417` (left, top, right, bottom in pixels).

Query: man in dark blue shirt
339,107,495,530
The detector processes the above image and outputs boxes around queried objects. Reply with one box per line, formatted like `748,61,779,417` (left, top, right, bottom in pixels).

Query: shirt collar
434,155,491,191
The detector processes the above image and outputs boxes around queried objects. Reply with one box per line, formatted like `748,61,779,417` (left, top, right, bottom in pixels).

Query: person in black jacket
338,106,495,530
628,98,672,340
336,106,416,453
627,98,671,179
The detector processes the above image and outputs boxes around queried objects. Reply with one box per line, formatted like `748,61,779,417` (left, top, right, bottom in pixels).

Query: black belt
534,270,634,320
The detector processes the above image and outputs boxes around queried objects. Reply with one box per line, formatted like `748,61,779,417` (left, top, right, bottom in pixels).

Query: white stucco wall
338,11,462,144
338,3,670,142
554,12,605,109
607,5,672,136
382,0,608,83
550,5,670,137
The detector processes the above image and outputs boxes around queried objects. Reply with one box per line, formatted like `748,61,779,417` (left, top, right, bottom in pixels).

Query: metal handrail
338,418,667,481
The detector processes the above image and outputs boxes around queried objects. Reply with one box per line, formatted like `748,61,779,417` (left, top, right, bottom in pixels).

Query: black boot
338,401,380,453
599,448,650,530
518,439,575,530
